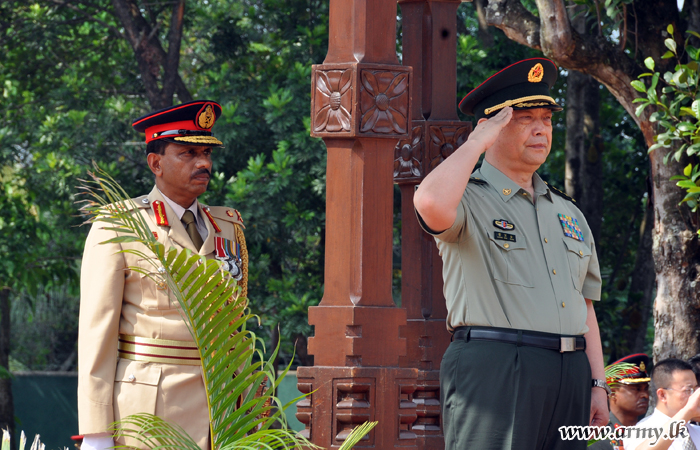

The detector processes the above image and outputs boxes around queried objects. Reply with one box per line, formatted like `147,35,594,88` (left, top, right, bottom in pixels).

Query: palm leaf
337,422,378,450
82,164,375,449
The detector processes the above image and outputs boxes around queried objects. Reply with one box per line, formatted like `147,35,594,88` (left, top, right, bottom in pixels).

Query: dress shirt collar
157,188,200,223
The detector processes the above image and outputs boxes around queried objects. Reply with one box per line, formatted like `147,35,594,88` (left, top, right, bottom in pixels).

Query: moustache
191,168,211,179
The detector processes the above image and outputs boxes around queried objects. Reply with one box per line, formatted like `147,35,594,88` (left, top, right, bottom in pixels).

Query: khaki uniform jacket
78,186,246,448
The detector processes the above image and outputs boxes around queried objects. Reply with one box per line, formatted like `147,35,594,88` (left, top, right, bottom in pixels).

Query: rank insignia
227,209,244,226
558,214,584,241
493,219,515,231
215,236,243,280
202,207,222,233
494,231,516,242
152,232,158,239
151,200,169,226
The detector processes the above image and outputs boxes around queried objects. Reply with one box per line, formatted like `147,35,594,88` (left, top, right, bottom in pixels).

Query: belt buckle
560,337,576,353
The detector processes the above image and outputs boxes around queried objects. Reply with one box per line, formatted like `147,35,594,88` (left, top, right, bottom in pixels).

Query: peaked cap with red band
132,100,223,148
459,58,563,120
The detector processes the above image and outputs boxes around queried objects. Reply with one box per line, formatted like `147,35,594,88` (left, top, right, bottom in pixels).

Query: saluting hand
464,106,513,153
680,386,700,422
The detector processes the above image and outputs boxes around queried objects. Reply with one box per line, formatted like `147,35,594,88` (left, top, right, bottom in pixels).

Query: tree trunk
651,149,700,360
483,0,700,362
564,6,603,247
0,287,14,445
111,0,192,109
621,199,656,356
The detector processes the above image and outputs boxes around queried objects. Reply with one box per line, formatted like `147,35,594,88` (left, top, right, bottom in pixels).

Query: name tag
494,231,516,242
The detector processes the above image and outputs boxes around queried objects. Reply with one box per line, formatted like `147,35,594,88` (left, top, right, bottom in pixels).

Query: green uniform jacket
417,160,602,335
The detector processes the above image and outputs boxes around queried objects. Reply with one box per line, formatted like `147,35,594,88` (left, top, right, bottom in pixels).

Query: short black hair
688,354,700,383
146,139,168,155
652,358,694,389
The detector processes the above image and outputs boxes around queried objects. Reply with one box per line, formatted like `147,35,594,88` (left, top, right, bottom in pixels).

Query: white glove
81,434,115,450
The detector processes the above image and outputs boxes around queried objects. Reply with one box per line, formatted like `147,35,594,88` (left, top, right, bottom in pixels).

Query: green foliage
634,25,700,234
1,0,330,369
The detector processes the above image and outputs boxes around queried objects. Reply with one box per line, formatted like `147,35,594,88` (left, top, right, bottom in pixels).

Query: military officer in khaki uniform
413,59,607,449
78,100,247,450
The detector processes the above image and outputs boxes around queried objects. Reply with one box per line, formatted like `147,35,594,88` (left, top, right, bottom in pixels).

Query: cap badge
528,63,544,83
558,213,584,242
197,104,216,129
493,219,515,231
640,361,646,372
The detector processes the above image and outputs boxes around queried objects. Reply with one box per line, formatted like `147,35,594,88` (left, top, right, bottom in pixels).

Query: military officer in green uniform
413,58,607,450
590,354,651,450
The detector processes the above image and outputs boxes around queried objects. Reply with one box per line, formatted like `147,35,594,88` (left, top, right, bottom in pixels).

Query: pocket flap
563,238,591,258
136,258,163,278
115,360,162,386
488,233,527,251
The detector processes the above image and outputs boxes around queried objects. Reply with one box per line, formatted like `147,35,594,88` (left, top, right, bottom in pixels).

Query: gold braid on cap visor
483,95,557,116
173,135,223,145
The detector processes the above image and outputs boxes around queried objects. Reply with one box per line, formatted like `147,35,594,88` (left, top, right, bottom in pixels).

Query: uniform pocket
136,258,172,310
488,235,533,288
113,359,161,420
563,239,592,293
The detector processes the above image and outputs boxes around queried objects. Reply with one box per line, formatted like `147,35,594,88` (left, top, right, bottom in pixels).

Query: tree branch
161,0,186,104
483,0,541,49
483,0,653,144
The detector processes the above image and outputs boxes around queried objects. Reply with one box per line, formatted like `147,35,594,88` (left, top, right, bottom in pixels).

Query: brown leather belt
453,326,586,353
117,334,201,366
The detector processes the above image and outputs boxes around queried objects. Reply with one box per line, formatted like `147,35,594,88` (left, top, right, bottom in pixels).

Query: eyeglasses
662,386,697,397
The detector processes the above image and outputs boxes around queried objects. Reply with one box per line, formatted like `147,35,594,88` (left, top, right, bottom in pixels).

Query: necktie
684,436,697,450
182,210,204,251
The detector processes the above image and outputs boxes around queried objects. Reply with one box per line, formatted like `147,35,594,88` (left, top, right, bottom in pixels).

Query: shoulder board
469,176,488,185
106,196,151,213
204,206,245,228
544,181,576,203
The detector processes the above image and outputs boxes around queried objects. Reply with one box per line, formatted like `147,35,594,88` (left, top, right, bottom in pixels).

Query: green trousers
440,335,591,450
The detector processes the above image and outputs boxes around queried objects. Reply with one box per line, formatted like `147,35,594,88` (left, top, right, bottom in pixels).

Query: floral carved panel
313,68,353,134
393,125,423,181
427,125,471,172
359,69,409,136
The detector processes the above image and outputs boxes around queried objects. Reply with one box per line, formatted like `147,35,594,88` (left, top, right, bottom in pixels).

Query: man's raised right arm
413,106,512,232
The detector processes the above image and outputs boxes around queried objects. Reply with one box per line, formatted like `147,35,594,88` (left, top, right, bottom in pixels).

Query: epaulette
204,205,245,228
469,176,488,185
106,196,151,213
544,181,576,203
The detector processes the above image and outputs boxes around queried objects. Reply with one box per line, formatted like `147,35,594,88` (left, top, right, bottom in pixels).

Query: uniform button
544,238,548,243
128,374,136,382
579,250,583,256
504,243,510,249
552,269,557,275
562,302,566,308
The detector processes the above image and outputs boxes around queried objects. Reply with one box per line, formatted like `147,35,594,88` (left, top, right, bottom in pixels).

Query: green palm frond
337,422,378,450
82,164,376,450
80,165,310,449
